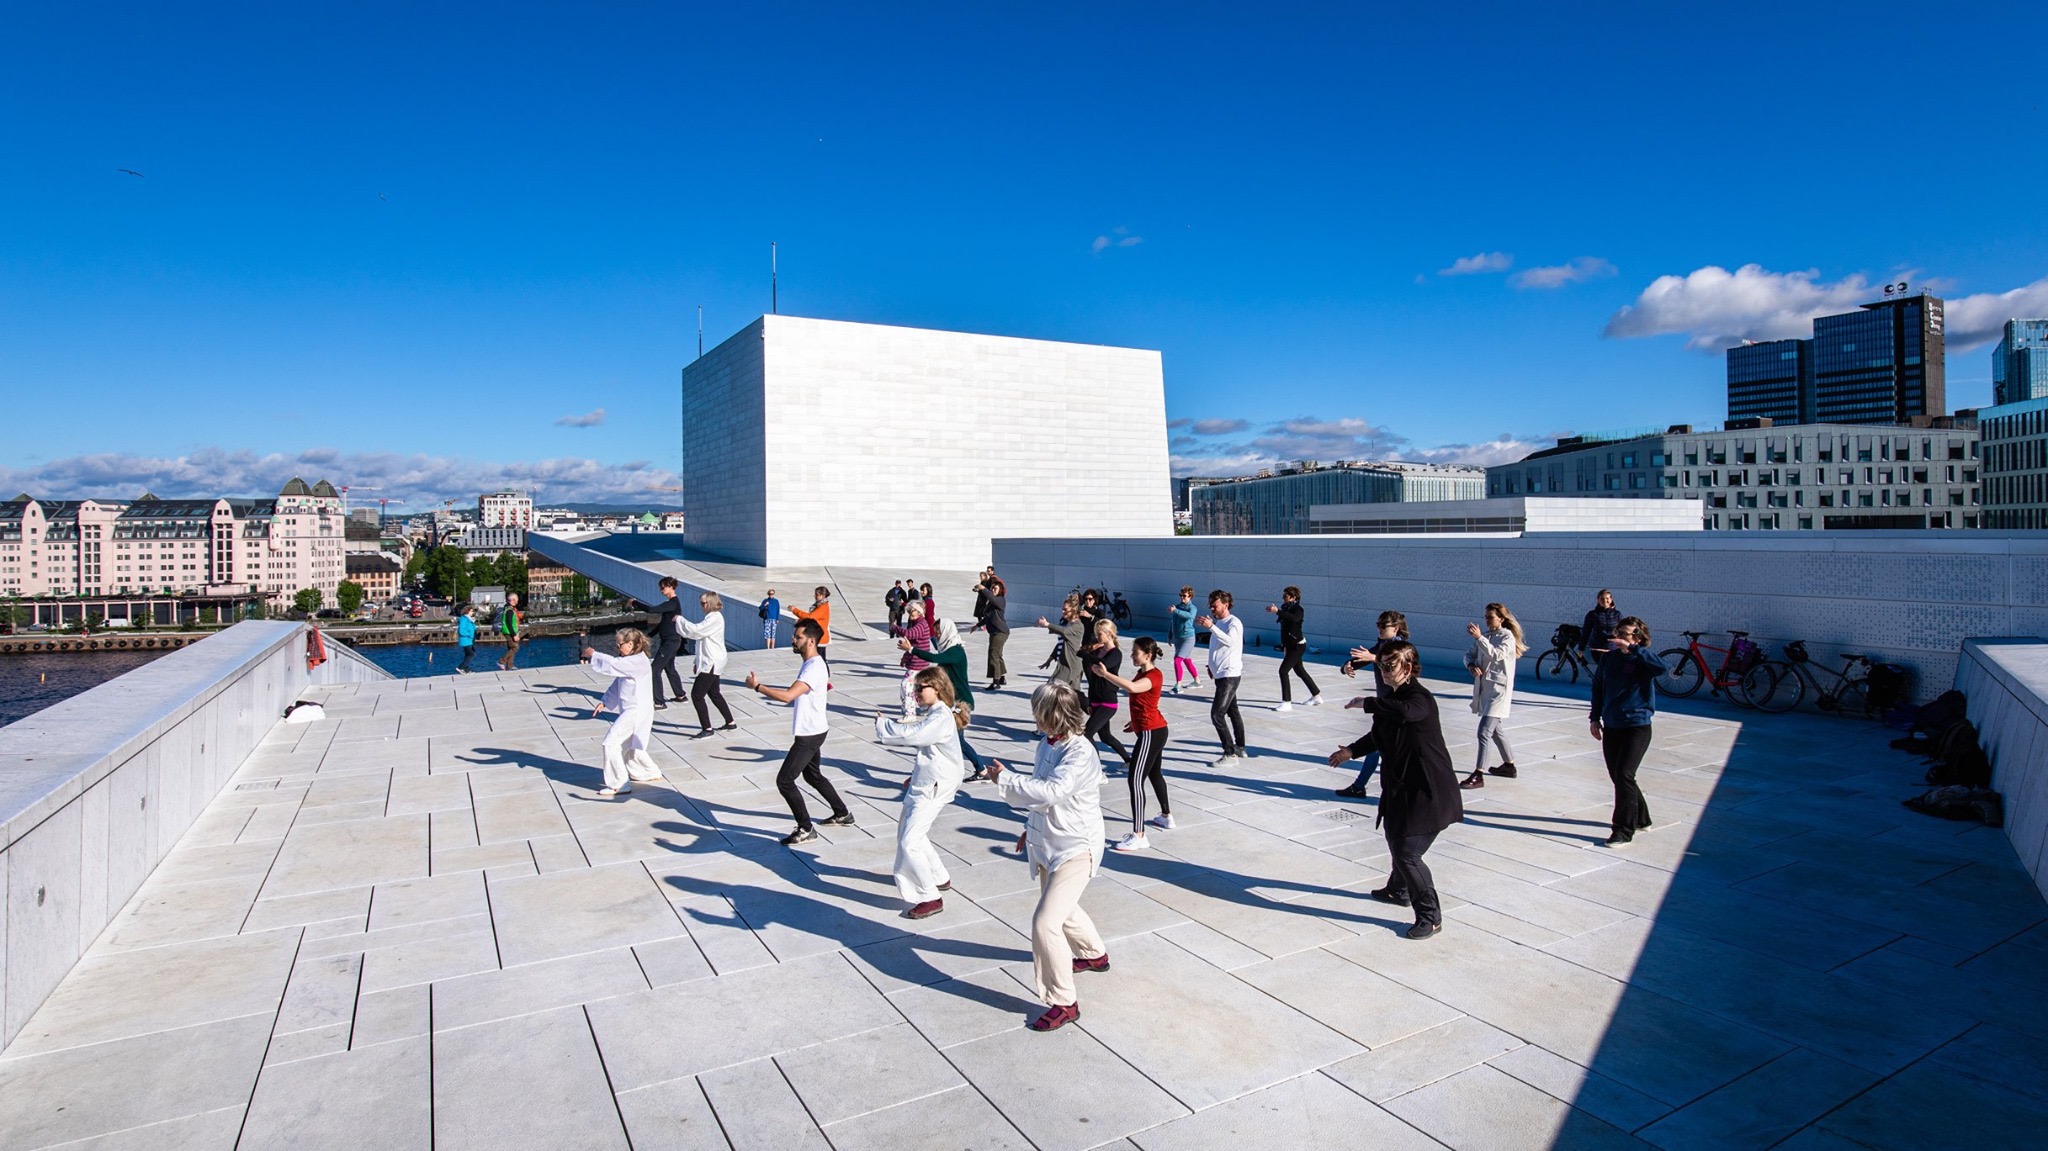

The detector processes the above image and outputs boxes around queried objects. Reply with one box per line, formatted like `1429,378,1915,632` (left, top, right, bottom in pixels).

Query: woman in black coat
1332,640,1463,939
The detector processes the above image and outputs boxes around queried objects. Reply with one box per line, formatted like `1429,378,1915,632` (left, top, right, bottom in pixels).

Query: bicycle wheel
1537,648,1578,684
1743,661,1799,713
1658,649,1704,697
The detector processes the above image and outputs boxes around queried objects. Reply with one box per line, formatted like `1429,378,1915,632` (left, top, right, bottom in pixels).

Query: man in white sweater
1196,589,1250,766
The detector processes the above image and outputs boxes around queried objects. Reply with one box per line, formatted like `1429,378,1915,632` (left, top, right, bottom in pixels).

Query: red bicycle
1656,630,1774,707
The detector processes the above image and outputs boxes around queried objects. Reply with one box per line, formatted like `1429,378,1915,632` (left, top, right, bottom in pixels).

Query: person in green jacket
898,618,988,780
496,592,523,671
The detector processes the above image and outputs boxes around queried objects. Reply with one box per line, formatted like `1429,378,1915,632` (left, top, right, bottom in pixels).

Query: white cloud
1603,264,1883,352
554,408,606,427
1405,435,1548,468
1510,257,1617,290
1945,275,2048,349
1166,414,1557,477
1439,251,1513,276
1190,418,1251,435
0,448,681,508
1091,226,1144,255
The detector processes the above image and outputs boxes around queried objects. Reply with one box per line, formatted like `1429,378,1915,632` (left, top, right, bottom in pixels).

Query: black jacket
1349,680,1463,836
980,590,1009,634
641,596,683,654
1276,601,1306,648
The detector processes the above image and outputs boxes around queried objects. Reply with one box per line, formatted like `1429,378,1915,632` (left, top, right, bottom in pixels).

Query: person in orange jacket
790,586,832,652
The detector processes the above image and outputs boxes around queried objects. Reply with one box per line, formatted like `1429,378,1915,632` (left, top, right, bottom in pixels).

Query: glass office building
1190,462,1485,535
1727,338,1813,423
1979,394,2048,529
1992,319,2048,406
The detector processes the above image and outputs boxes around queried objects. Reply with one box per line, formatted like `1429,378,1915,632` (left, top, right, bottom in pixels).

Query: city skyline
5,2,2046,504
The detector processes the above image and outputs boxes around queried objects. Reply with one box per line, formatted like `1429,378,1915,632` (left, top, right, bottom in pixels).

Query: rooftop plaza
2,624,2043,1149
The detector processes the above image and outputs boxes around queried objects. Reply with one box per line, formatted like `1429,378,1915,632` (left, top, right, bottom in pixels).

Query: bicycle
1657,630,1773,707
1533,623,1592,684
1741,641,1874,716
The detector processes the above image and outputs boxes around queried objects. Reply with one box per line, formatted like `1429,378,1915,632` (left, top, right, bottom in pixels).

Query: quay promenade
1,631,2043,1149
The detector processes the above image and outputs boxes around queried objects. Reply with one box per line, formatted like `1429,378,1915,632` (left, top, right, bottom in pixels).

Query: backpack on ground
1903,785,2003,826
1911,689,1967,735
1924,720,1992,788
1864,663,1912,715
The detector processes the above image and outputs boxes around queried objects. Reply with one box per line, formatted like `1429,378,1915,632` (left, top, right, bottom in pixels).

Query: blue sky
4,1,2044,503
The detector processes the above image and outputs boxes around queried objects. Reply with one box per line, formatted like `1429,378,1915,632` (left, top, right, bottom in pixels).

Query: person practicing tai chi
1266,585,1322,711
674,590,737,738
746,619,856,846
1332,610,1408,798
1460,602,1526,790
875,667,969,920
987,682,1110,1033
1196,589,1250,765
1035,595,1085,687
899,618,989,780
1079,618,1133,771
1589,615,1663,847
1094,635,1174,851
580,627,664,797
791,586,832,653
1339,641,1463,939
1167,585,1200,694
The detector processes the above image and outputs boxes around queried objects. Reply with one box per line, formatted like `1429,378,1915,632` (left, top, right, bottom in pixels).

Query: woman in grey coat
1460,602,1526,790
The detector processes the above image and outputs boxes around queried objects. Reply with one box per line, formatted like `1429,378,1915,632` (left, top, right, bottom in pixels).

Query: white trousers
1032,856,1105,1007
602,711,659,789
894,787,954,903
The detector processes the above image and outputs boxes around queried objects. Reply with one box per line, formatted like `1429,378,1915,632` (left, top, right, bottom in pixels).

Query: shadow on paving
1547,701,2048,1149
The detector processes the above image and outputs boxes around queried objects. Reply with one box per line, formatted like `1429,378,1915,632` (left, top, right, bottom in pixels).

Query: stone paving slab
3,636,2046,1149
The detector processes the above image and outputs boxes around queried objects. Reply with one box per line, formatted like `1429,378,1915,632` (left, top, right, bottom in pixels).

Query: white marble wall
686,316,1173,570
0,622,390,1045
1954,638,2048,903
992,532,2048,703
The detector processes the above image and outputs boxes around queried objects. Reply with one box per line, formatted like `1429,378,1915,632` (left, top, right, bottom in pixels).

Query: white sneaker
1308,695,1323,707
628,770,663,782
1275,702,1294,713
1148,813,1176,831
1212,752,1242,768
1112,832,1151,852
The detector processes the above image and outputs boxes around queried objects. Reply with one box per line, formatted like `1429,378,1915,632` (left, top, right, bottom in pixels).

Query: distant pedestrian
1346,641,1462,939
495,592,524,671
920,582,937,628
1582,589,1623,658
759,587,781,648
580,627,664,797
455,606,477,674
976,576,1010,690
1196,589,1249,765
1096,636,1173,850
674,591,735,737
644,577,687,709
1330,610,1407,798
886,581,908,630
1167,586,1200,694
791,586,832,652
1589,616,1662,848
1460,603,1527,790
875,667,968,920
897,601,936,717
746,619,855,846
986,682,1109,1033
1266,585,1322,711
1080,619,1132,770
1035,595,1085,686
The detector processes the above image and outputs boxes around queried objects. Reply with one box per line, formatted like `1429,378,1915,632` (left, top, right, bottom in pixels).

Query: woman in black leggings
1589,616,1664,847
1080,619,1132,769
1098,637,1173,851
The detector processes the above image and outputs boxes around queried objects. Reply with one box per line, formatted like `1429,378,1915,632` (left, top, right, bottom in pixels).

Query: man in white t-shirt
1196,589,1250,766
745,618,855,845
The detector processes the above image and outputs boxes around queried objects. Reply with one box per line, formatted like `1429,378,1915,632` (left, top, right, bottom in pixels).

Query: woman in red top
1097,636,1173,851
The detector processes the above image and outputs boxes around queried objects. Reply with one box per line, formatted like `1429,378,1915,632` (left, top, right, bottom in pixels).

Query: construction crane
338,485,380,517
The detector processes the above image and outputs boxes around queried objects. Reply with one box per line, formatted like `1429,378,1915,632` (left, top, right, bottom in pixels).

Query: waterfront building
682,315,1171,568
1190,461,1485,536
1980,395,2048,529
456,526,526,556
344,552,403,604
0,479,346,608
1992,320,2048,406
478,491,534,529
1307,495,1702,535
1485,421,1980,530
1724,291,1946,424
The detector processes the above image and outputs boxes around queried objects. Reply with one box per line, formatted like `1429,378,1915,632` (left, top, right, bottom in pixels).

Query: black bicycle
1534,623,1592,683
1742,641,1874,716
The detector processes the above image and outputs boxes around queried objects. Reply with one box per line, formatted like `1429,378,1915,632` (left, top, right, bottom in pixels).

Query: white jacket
875,706,965,798
1207,613,1244,678
996,734,1105,878
588,650,653,719
1464,627,1519,718
675,611,728,675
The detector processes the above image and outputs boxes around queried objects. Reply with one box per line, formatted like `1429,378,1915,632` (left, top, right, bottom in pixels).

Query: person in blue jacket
1588,615,1665,847
455,606,478,674
760,588,782,649
1166,585,1200,694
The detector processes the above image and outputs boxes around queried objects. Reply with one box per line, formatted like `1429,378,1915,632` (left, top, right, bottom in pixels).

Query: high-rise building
1725,292,1946,425
1978,395,2048,529
478,491,534,529
1992,319,2048,406
1727,338,1813,423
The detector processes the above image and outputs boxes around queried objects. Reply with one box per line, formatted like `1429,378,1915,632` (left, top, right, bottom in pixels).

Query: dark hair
1283,585,1300,600
1132,636,1161,660
1617,615,1650,645
794,618,825,643
658,576,678,591
1377,610,1409,638
813,586,830,599
1209,589,1232,607
920,582,933,597
990,578,1005,594
1378,639,1419,678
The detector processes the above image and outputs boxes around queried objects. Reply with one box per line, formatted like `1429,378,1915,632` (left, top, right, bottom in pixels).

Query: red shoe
904,899,944,920
1072,953,1111,974
1028,1004,1080,1032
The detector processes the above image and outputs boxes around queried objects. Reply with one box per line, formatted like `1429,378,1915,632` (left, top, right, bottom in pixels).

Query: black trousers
1602,723,1654,839
1084,706,1130,766
1384,828,1442,927
1278,645,1320,702
691,671,733,729
1210,676,1246,754
1128,725,1171,828
651,642,685,704
775,732,847,830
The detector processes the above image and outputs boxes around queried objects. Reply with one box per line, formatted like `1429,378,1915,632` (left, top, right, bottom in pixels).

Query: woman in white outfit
673,591,736,738
987,681,1109,1033
582,628,663,797
875,666,968,920
1460,602,1527,790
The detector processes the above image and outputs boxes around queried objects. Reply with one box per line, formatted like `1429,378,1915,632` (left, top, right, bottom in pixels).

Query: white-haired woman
675,591,735,737
580,627,664,797
876,667,969,920
987,681,1109,1033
